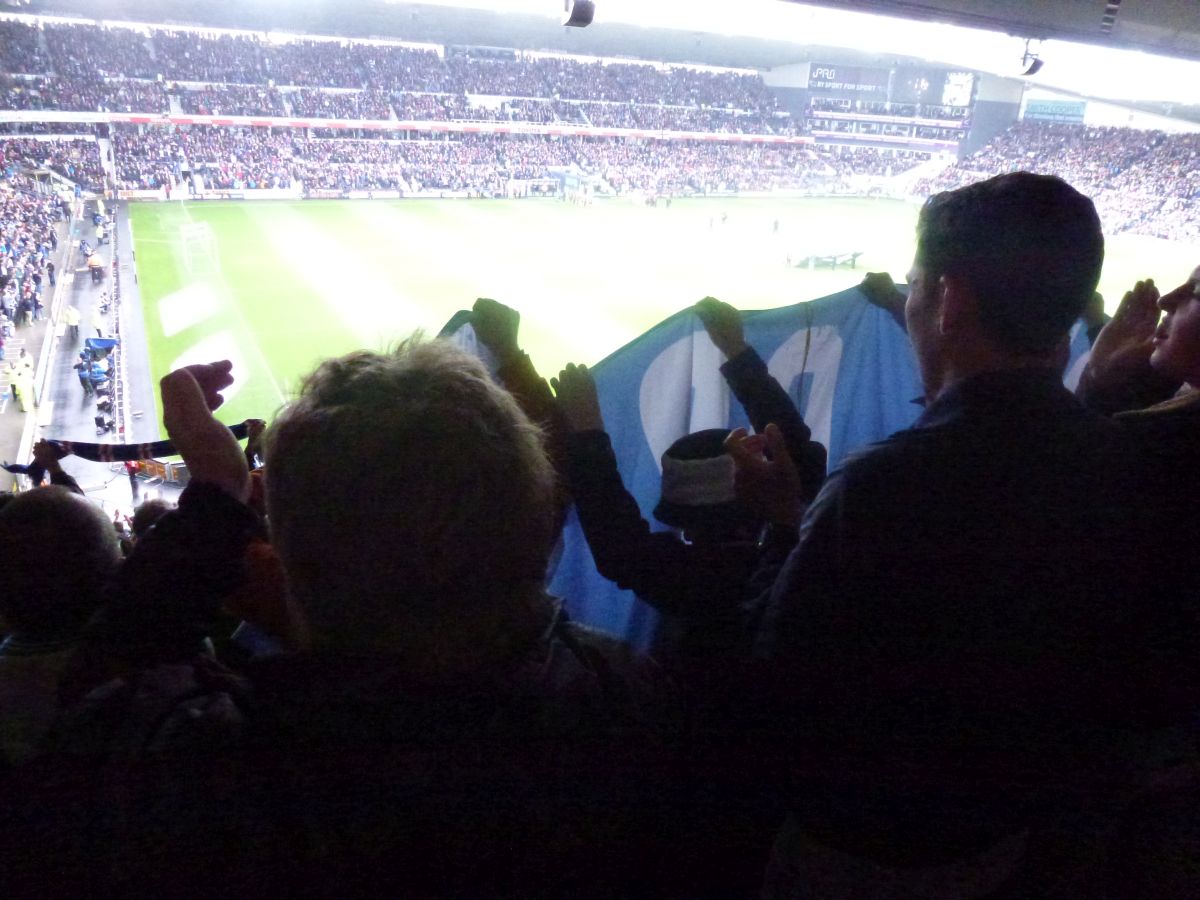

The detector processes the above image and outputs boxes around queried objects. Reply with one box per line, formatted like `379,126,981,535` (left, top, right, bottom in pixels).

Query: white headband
659,454,736,508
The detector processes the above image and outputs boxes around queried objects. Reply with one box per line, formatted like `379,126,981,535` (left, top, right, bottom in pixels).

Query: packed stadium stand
0,153,65,412
3,136,104,190
2,18,938,198
107,127,924,195
0,19,798,130
916,122,1200,241
0,16,1197,238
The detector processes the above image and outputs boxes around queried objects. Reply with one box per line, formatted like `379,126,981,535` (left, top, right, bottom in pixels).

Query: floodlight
564,0,595,28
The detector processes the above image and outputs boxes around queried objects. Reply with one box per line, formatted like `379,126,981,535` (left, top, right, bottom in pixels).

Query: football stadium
3,1,1200,893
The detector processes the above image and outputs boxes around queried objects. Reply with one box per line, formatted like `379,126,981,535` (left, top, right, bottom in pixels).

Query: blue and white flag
545,286,923,649
447,287,1094,651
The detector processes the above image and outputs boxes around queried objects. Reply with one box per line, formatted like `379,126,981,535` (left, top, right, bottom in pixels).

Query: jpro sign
808,63,889,95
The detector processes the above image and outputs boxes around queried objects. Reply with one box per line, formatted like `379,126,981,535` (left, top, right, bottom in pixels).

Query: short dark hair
0,488,120,638
916,172,1104,354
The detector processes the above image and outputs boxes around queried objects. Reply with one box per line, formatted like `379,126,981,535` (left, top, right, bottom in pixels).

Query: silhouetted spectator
7,347,683,897
746,172,1196,895
0,485,120,765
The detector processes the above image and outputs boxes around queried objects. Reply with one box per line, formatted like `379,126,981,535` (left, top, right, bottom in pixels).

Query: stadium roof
11,0,1200,76
3,1,928,70
793,1,1200,61
13,1,1200,63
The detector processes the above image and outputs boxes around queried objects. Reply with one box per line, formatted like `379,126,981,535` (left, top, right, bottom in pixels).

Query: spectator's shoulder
532,605,683,737
832,425,928,484
52,656,250,763
557,618,665,691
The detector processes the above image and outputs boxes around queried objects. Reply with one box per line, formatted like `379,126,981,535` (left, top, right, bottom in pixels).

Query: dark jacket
1115,388,1200,599
721,346,827,504
751,369,1198,864
565,346,823,621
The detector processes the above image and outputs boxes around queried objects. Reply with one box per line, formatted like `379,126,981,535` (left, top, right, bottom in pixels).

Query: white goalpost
179,221,220,276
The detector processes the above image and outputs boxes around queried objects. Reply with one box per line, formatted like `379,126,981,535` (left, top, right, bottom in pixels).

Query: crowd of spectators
921,122,1154,197
0,152,62,334
42,23,156,80
0,76,167,113
576,102,799,135
2,172,1200,895
294,135,565,193
111,128,174,191
0,21,49,75
107,127,925,195
390,92,475,121
1,21,795,136
7,77,168,114
0,76,46,112
575,138,821,194
8,20,1197,240
286,87,393,120
492,97,587,125
823,145,928,179
916,121,1200,242
175,84,284,117
112,126,294,190
154,30,267,84
67,78,166,114
3,137,104,190
384,94,797,135
291,137,509,193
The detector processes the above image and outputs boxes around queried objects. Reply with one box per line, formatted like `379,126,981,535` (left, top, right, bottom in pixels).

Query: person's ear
938,274,976,336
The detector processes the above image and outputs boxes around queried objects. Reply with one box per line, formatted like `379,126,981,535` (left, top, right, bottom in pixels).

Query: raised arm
473,298,570,529
1077,279,1181,414
98,362,265,664
552,362,755,617
695,297,827,503
859,271,907,332
33,439,82,494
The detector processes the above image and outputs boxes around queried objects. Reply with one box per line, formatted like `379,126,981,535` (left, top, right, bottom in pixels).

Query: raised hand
173,359,235,412
1081,279,1159,394
860,272,907,328
471,297,521,363
160,360,249,502
551,363,605,433
724,424,802,526
244,417,268,469
31,438,66,471
695,296,748,359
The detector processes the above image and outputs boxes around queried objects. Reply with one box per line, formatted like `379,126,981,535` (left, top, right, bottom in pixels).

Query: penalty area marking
169,208,286,406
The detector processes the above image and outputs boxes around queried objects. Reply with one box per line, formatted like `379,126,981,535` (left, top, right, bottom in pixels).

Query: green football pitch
129,196,1200,426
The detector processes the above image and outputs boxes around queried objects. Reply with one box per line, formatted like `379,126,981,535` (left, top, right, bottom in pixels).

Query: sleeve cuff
720,345,766,381
178,480,265,536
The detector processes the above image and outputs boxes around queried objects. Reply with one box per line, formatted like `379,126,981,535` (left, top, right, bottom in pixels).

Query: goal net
180,221,220,276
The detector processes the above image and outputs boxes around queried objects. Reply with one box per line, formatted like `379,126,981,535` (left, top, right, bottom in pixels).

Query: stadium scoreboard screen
941,72,975,108
892,68,976,107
